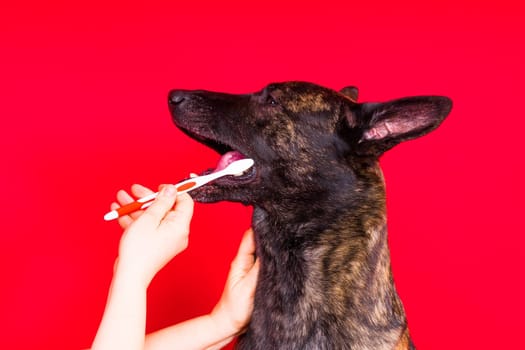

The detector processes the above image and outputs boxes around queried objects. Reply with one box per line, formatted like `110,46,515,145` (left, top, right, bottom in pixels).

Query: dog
168,82,452,350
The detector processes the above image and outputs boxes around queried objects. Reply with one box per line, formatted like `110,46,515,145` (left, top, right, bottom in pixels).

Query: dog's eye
266,95,278,106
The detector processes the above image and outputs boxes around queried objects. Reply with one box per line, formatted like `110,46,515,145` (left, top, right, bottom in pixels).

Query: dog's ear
340,86,359,102
355,96,452,156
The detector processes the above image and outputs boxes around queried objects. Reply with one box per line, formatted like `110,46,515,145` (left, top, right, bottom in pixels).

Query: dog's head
168,82,451,208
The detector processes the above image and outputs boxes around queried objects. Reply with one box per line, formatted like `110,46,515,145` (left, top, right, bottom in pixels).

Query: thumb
159,192,194,233
230,229,257,275
140,184,177,224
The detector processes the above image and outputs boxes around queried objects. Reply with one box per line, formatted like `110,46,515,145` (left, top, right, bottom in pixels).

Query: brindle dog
168,82,452,350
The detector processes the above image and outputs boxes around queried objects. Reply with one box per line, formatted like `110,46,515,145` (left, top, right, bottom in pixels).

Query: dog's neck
253,161,390,251
244,164,409,349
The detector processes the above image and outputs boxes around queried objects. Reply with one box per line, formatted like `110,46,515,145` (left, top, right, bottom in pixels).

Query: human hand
211,228,260,336
110,184,194,287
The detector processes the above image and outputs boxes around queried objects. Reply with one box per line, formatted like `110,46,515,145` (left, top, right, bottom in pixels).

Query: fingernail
163,184,177,197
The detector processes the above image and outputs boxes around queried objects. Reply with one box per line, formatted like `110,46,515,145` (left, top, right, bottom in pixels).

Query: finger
117,217,134,230
116,189,144,221
139,184,177,225
129,183,155,221
116,189,134,205
237,228,257,261
131,183,155,198
160,193,194,232
243,258,260,295
110,202,133,229
230,229,257,275
238,228,256,256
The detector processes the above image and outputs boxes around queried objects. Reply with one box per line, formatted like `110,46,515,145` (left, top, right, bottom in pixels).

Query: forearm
91,264,148,350
144,312,239,350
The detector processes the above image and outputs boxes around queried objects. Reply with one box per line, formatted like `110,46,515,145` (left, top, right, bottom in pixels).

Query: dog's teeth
189,173,198,178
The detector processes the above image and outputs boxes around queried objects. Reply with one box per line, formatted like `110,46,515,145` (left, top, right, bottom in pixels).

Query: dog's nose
168,90,186,106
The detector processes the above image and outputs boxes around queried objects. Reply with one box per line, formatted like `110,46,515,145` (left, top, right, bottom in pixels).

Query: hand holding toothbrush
92,183,259,350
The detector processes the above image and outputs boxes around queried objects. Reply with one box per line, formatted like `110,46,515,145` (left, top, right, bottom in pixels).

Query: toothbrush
103,158,254,221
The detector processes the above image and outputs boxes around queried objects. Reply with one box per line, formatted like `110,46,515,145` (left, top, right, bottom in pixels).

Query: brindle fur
168,82,451,349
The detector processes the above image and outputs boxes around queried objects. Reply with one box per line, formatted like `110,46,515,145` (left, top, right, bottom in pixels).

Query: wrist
113,257,152,289
210,303,245,338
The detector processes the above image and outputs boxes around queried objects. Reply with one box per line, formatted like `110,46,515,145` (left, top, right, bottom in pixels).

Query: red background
1,1,524,349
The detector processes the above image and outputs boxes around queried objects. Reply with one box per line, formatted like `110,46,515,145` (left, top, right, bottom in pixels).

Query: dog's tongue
213,151,246,173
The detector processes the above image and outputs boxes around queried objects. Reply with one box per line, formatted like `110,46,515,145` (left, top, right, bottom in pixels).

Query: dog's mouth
201,150,256,181
179,127,257,186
